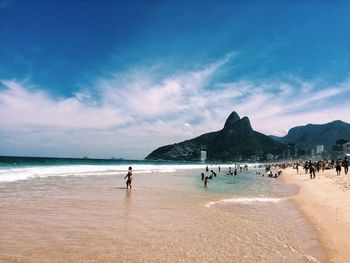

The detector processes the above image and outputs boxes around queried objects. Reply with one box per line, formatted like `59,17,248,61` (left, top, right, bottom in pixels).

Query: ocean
0,156,324,262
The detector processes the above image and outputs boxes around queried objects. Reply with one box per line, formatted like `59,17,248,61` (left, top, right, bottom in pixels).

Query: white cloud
0,80,129,130
1,54,350,159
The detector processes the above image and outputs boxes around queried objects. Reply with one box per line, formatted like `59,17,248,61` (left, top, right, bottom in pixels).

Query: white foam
0,161,267,184
205,197,282,207
0,163,223,183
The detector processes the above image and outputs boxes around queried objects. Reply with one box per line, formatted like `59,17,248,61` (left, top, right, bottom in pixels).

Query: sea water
0,157,325,262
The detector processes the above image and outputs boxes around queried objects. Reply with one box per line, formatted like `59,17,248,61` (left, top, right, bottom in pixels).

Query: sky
1,0,350,159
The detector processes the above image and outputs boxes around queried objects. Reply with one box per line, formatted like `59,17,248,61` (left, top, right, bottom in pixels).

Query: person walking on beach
309,164,316,179
295,163,299,174
124,166,133,189
335,159,342,175
343,158,349,175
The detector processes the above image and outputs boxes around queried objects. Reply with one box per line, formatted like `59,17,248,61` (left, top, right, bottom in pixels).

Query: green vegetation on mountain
145,112,286,161
271,120,350,150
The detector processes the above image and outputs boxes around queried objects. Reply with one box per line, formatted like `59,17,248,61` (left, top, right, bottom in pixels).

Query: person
295,163,299,174
309,164,316,179
343,158,349,175
124,166,133,189
336,159,342,175
204,176,209,187
234,168,237,176
218,166,221,172
201,172,205,180
211,170,217,177
206,165,209,172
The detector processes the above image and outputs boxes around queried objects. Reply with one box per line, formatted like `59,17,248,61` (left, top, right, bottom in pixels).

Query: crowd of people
125,158,349,189
277,157,349,179
201,163,286,187
201,164,253,187
202,165,221,187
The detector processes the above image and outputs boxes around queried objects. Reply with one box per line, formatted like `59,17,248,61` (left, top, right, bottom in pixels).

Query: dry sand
282,167,350,262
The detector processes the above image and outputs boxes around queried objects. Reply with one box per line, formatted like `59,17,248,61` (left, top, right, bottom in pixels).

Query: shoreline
282,167,350,263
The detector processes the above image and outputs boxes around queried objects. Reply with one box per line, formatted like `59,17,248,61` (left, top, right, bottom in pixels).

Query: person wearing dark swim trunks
124,166,133,189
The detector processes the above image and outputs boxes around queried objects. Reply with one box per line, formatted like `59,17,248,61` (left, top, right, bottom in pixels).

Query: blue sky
1,0,350,159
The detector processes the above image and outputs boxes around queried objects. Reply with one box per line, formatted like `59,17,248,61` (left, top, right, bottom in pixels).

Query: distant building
266,153,274,161
287,143,297,159
311,149,315,157
200,151,207,162
332,139,349,159
316,145,324,155
343,143,350,155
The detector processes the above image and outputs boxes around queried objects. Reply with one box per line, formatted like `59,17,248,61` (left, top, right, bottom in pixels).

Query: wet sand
0,169,324,262
282,167,350,263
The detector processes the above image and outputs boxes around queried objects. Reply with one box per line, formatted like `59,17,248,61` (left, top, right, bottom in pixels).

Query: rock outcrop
145,111,286,161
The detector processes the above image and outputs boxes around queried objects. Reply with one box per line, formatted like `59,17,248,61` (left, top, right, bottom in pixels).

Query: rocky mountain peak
223,111,241,130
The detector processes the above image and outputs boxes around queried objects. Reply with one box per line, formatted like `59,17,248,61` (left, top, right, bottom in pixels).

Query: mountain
271,120,350,150
145,111,286,161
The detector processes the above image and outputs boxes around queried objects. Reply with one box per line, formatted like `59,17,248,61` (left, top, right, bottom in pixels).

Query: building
311,149,315,157
200,151,207,162
287,143,297,159
266,153,274,161
316,145,324,155
343,143,350,155
332,139,349,159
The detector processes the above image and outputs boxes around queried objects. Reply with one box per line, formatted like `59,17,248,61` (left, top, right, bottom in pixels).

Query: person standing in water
204,176,209,187
124,166,133,189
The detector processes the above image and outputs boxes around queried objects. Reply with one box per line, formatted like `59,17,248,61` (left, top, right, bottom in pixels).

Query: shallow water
0,167,325,262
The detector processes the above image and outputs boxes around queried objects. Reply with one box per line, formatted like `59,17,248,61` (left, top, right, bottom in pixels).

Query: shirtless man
124,166,133,189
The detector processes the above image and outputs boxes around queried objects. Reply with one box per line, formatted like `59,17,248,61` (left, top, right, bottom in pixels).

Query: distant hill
145,111,286,161
271,120,350,150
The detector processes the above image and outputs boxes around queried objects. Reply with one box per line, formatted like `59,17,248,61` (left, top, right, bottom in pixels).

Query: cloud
0,80,129,130
1,54,350,158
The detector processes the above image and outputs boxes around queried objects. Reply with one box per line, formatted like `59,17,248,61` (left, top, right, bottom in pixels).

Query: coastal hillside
271,120,350,150
145,111,286,161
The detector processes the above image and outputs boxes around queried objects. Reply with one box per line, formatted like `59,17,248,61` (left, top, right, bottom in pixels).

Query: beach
282,166,350,263
0,161,325,262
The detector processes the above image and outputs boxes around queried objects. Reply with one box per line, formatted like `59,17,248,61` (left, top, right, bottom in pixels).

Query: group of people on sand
299,158,349,178
302,161,318,179
269,157,350,180
334,158,349,175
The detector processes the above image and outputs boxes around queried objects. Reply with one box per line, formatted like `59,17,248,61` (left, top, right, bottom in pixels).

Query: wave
0,161,266,183
205,197,283,207
0,163,227,183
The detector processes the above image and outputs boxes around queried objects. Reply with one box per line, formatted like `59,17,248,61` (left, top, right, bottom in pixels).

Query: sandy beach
282,167,350,262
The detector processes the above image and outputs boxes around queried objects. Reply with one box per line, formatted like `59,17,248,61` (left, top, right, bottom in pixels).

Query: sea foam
0,163,227,183
205,197,283,207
